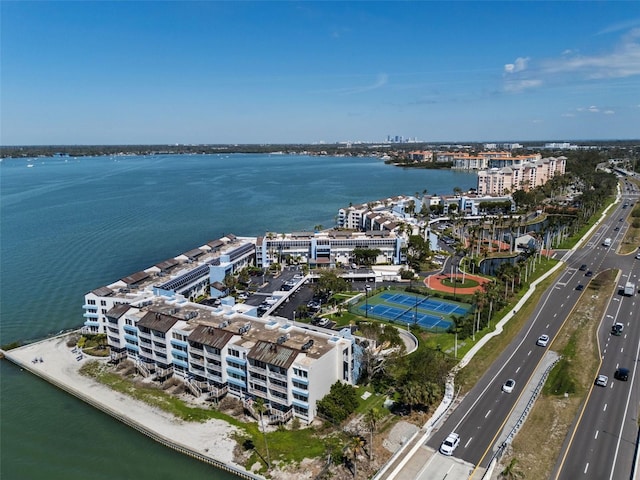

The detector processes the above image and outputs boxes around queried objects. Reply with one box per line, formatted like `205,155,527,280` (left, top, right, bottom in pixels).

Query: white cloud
541,28,640,79
502,28,640,94
338,73,389,95
588,105,600,113
597,18,640,35
504,57,530,74
604,110,615,115
504,78,542,93
561,113,576,117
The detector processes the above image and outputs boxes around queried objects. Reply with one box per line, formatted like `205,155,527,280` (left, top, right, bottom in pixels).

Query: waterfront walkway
1,333,260,480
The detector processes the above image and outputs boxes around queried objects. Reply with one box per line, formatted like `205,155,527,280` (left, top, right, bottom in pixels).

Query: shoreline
1,332,263,480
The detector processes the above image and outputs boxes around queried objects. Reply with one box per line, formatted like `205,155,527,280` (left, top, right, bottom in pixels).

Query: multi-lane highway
553,187,640,480
389,182,640,480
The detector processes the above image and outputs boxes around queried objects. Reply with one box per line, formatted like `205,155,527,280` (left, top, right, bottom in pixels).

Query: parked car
615,368,630,381
439,432,460,456
502,379,516,394
536,334,549,347
595,374,609,387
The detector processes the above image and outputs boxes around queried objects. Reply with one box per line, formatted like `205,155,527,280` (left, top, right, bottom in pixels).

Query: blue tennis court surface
356,292,472,330
358,303,452,330
379,292,469,316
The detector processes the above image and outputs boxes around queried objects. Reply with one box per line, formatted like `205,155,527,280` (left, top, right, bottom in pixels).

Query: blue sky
2,1,639,145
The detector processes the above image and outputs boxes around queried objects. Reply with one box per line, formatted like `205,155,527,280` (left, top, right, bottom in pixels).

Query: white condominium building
477,156,567,195
82,234,255,335
105,298,362,423
336,195,411,230
256,230,404,268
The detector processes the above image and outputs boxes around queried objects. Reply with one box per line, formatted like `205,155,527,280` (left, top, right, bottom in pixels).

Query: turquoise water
0,153,476,479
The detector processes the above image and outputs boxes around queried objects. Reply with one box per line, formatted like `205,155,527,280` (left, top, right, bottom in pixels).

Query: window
100,300,107,306
87,299,96,305
125,318,133,326
229,349,240,358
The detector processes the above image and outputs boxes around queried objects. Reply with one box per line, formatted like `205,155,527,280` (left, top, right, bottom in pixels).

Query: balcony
138,330,151,341
268,382,288,394
247,363,267,374
190,357,205,367
268,370,287,382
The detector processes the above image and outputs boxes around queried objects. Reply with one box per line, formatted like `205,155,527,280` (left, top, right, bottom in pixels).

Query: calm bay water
0,153,476,479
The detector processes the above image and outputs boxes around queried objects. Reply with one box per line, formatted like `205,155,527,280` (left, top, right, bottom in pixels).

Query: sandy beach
2,333,246,474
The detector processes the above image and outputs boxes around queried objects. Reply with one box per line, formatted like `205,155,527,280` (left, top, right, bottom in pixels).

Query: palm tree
254,398,271,470
500,457,523,479
364,407,383,462
350,434,366,477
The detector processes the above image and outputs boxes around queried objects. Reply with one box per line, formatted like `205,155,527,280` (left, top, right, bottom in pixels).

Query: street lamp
365,290,368,318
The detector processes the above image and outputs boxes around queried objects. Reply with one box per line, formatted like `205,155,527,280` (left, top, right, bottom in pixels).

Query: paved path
424,272,491,295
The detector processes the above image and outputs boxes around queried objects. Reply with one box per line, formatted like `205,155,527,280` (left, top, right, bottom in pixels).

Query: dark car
576,284,584,291
579,264,587,271
615,368,630,381
585,271,593,277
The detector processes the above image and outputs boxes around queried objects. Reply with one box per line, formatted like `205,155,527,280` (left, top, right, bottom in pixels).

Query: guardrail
480,355,561,480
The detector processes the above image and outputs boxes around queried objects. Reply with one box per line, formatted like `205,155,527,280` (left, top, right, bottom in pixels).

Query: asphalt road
553,185,640,480
394,184,640,480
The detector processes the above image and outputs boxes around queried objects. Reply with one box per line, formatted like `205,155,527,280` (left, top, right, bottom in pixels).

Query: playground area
354,290,471,331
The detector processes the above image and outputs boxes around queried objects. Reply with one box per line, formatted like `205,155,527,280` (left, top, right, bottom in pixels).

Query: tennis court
355,290,471,331
379,292,469,316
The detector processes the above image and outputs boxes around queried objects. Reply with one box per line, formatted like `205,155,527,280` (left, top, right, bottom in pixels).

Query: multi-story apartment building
448,151,542,170
105,298,362,424
256,230,404,268
476,156,566,195
336,195,411,230
406,150,433,162
82,234,255,335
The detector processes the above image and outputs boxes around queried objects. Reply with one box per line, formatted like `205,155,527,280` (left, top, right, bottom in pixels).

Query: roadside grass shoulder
556,200,614,250
456,257,561,393
503,269,617,478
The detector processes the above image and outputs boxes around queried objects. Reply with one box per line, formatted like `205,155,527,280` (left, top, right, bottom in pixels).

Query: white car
502,379,516,394
439,432,460,456
536,334,549,347
595,374,609,387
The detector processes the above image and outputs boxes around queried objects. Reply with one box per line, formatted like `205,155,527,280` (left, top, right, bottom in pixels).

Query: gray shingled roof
248,340,298,369
137,311,178,333
105,303,131,319
188,325,234,349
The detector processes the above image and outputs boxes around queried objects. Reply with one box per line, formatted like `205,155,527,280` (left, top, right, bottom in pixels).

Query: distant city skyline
2,1,640,145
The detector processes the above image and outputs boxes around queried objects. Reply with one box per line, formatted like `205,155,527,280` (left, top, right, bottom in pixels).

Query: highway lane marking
546,323,550,328
527,350,532,356
585,463,589,474
595,430,599,439
464,437,473,448
516,367,521,374
621,347,624,353
485,410,491,419
603,403,607,412
603,349,607,354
